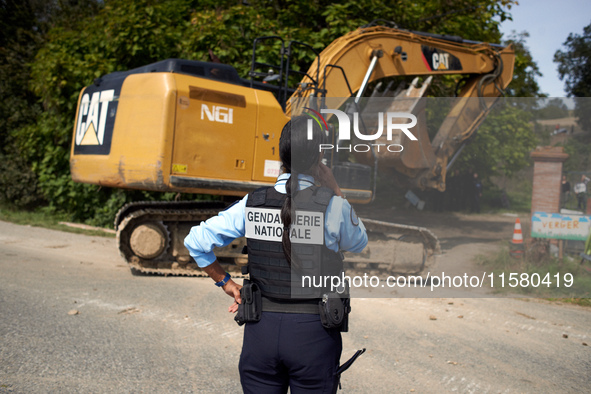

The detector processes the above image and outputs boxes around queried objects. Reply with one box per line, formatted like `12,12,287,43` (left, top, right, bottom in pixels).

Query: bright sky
499,0,591,97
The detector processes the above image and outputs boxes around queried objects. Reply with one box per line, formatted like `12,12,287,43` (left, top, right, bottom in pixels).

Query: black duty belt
262,297,319,314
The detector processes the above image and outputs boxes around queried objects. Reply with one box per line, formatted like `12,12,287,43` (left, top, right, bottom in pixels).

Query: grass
504,186,533,213
475,241,591,306
0,204,115,238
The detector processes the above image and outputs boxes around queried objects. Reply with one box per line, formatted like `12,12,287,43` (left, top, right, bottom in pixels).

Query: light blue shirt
184,173,368,268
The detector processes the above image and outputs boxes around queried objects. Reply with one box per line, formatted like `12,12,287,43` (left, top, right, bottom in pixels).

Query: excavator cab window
206,66,241,84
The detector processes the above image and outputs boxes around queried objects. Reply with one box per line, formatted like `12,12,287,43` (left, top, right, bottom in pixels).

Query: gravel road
0,220,589,393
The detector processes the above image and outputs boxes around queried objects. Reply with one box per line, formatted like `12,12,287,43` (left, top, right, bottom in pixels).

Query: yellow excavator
70,22,515,276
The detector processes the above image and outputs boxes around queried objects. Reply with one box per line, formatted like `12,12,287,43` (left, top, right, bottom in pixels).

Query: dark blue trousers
239,312,342,394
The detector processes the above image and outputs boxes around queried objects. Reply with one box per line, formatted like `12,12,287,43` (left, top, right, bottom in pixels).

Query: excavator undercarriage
115,202,440,277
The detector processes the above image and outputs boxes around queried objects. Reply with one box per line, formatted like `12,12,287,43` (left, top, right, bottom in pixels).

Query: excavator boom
287,25,514,190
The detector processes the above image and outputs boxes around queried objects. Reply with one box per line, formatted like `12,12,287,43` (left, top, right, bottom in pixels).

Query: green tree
456,98,537,180
503,31,544,98
16,0,193,222
0,0,42,150
0,0,103,207
535,98,569,120
554,22,591,131
1,0,102,145
448,27,543,182
7,0,542,223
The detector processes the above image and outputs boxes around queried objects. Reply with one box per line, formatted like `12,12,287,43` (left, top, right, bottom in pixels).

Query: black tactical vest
245,185,344,300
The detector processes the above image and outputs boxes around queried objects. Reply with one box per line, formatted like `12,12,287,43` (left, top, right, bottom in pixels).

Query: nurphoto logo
304,107,418,153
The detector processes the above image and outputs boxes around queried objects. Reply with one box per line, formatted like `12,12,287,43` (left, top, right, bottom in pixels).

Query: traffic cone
511,218,523,244
510,218,524,258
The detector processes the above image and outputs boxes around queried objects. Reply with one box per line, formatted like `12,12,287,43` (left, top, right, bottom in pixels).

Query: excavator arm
286,25,515,191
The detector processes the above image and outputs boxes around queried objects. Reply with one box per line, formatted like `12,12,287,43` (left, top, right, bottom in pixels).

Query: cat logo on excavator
74,88,118,155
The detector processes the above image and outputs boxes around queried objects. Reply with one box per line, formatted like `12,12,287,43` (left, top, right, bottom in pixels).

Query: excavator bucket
357,77,436,174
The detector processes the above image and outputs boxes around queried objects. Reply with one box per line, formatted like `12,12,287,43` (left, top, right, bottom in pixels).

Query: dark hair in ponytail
279,115,325,267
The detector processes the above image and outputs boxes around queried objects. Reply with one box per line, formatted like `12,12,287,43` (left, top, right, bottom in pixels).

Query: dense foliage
554,22,591,132
453,29,543,181
535,98,569,120
554,22,591,179
1,0,545,224
455,98,537,179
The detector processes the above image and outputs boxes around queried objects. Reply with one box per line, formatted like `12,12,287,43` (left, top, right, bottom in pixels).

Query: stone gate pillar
530,146,569,216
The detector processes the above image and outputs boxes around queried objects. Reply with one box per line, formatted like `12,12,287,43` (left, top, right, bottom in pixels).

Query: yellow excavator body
71,69,288,197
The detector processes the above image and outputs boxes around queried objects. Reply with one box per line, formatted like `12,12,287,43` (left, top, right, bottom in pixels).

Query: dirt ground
356,203,523,278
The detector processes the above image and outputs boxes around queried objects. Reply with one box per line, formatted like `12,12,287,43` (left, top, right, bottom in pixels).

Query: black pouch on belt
319,292,351,332
234,279,262,326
